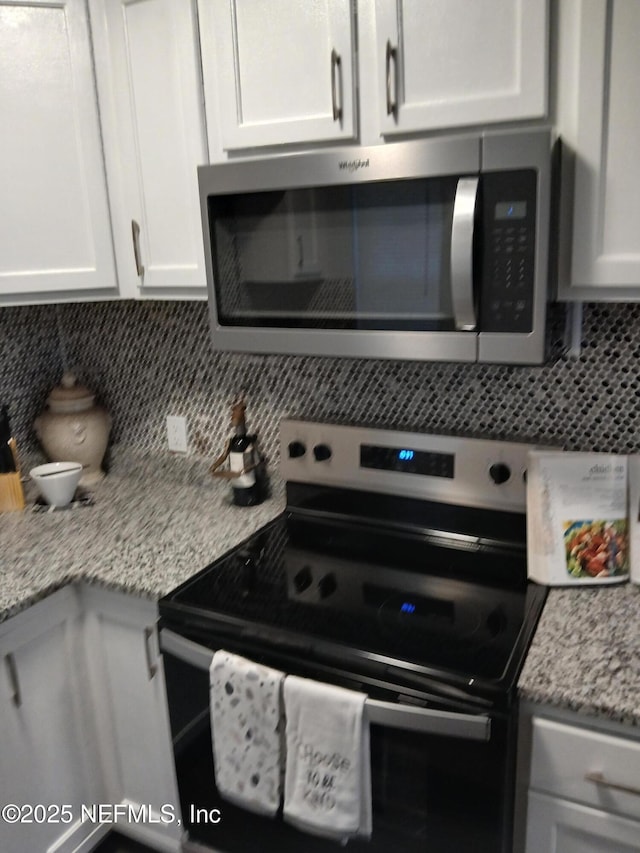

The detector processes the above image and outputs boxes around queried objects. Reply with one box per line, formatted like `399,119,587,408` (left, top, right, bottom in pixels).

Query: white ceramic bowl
30,462,83,507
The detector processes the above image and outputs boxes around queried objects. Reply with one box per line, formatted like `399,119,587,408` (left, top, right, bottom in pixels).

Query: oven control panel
281,419,553,512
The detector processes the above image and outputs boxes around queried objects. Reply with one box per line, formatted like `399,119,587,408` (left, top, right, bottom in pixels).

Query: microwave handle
450,177,479,331
159,628,491,742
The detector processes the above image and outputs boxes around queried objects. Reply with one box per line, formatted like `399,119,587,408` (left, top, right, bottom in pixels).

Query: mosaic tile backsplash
1,300,639,471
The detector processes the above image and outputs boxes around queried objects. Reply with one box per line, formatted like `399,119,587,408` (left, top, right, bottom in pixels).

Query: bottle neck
231,401,247,438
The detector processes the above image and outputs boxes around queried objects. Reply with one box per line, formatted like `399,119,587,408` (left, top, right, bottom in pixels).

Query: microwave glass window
208,177,459,331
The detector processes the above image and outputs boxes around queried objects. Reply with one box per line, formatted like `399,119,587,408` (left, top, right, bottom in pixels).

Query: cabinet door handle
297,235,304,269
5,653,21,707
585,771,640,798
331,48,342,122
144,626,158,680
131,219,145,278
385,39,398,119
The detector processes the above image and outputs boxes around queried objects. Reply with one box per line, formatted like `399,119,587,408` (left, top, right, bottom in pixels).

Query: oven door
160,628,515,853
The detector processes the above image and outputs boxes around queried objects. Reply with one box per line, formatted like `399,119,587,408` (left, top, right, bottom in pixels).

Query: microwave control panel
479,169,537,334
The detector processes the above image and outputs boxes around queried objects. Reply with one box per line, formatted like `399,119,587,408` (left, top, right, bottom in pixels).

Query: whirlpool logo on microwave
338,157,370,173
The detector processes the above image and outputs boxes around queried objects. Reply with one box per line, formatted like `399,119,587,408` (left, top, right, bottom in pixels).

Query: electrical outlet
166,415,188,453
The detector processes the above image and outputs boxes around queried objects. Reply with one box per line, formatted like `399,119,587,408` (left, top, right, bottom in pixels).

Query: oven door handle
159,628,491,742
365,698,490,741
161,628,214,669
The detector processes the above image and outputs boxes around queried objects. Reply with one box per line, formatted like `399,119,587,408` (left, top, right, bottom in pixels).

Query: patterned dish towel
210,650,285,816
283,676,372,842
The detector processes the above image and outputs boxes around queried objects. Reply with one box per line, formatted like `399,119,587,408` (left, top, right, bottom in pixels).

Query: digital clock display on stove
360,444,454,478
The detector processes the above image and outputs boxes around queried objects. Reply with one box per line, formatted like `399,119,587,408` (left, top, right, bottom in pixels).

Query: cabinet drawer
526,791,640,853
530,717,640,822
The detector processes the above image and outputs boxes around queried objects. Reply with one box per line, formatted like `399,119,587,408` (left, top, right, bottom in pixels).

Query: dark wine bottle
229,401,262,506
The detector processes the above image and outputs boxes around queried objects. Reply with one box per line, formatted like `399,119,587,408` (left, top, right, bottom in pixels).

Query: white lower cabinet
527,792,640,852
0,585,182,853
520,713,640,853
81,586,182,852
0,587,105,853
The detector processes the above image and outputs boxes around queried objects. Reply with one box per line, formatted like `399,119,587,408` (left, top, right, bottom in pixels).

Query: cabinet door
200,0,356,153
81,587,182,851
89,0,209,297
526,792,640,852
374,0,548,136
0,0,117,303
556,0,640,299
0,588,105,853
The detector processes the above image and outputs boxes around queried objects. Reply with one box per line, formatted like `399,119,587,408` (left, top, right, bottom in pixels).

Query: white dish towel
210,650,284,816
283,676,372,843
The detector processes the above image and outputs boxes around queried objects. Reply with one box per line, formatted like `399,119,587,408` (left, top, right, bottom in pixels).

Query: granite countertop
518,583,640,727
0,448,285,624
4,452,640,727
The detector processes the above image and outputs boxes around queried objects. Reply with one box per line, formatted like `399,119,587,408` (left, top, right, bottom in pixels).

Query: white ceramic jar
34,372,111,485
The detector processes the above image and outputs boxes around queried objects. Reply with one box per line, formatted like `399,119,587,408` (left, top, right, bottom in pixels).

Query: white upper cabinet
556,0,640,299
199,0,357,154
200,0,547,156
373,0,548,137
0,0,117,303
89,0,209,298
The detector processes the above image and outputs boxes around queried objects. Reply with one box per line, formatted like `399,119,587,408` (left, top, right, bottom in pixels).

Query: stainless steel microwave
198,128,552,364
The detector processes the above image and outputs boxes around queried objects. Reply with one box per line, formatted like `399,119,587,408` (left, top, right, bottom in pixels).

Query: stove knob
288,441,306,459
489,463,511,485
313,443,332,462
317,572,337,599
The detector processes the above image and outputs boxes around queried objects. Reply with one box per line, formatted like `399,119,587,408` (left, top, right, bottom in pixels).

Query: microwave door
206,175,480,362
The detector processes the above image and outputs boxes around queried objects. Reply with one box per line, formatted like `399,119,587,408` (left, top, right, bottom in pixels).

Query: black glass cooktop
160,491,546,699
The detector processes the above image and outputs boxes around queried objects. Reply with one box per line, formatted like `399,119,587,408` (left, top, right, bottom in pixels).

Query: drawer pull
585,771,640,798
